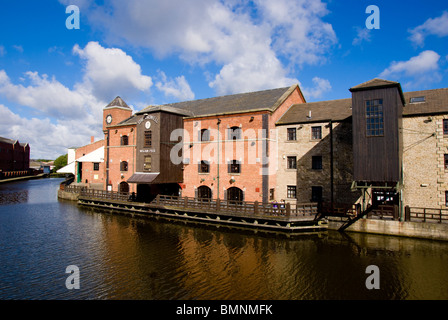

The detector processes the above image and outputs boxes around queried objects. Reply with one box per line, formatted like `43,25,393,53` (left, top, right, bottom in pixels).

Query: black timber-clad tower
349,79,405,215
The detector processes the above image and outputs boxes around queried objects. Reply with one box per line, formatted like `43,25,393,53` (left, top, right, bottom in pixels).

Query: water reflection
1,178,448,300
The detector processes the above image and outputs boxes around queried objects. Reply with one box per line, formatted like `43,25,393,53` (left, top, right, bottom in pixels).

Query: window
410,96,426,103
197,186,212,199
269,188,275,201
228,126,241,140
93,163,100,171
312,156,322,170
366,99,384,137
228,160,241,174
311,186,323,202
200,129,210,142
287,186,297,199
311,126,322,140
144,131,152,147
120,161,128,172
445,154,448,170
143,156,152,171
444,120,448,135
287,128,296,141
445,191,448,206
198,160,210,173
121,135,129,146
287,156,297,169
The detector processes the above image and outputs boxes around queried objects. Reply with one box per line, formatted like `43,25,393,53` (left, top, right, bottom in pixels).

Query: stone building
275,78,448,214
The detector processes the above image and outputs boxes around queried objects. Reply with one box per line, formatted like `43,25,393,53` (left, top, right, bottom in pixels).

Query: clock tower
103,96,132,132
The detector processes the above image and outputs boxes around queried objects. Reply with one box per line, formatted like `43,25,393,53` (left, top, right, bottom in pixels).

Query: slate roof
138,85,300,118
0,136,28,147
403,88,448,116
104,96,130,109
350,78,405,104
276,87,448,125
276,98,352,125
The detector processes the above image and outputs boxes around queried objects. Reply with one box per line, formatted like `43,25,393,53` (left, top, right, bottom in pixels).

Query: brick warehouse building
68,78,448,214
0,137,30,172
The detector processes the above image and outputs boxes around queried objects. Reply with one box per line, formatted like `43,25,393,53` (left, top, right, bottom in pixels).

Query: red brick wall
106,125,137,192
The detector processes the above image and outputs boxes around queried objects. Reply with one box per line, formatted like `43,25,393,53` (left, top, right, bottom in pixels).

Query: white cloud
301,77,332,100
0,41,157,159
379,51,441,87
352,27,371,46
0,70,90,119
73,41,153,101
13,45,24,53
83,0,336,95
409,11,448,46
155,71,195,101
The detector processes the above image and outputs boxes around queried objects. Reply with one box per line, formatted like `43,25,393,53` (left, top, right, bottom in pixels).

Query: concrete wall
328,218,448,241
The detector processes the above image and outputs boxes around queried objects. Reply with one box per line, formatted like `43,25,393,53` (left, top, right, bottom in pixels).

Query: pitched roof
136,105,194,117
276,87,448,125
403,88,448,116
350,78,405,104
104,96,130,109
349,78,400,91
138,85,300,118
276,98,352,125
0,136,28,147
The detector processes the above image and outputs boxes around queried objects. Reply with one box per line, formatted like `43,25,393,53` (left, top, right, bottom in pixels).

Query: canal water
1,178,448,300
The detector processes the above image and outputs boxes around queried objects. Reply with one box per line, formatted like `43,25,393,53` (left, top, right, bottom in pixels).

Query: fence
79,188,130,201
154,195,318,218
74,189,318,219
405,206,448,223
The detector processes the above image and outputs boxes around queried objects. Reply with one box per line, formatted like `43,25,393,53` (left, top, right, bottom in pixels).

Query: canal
1,178,448,300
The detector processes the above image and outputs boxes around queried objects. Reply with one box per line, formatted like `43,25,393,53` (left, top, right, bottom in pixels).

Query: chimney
91,136,94,143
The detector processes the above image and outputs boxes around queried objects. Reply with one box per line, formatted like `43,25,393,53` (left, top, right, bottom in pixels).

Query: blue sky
0,0,447,159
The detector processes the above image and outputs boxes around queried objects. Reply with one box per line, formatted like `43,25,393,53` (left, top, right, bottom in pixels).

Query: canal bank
3,178,448,300
328,217,448,241
58,185,448,241
0,173,47,184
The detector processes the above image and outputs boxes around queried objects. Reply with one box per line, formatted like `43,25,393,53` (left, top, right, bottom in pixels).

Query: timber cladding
135,111,184,184
351,86,403,183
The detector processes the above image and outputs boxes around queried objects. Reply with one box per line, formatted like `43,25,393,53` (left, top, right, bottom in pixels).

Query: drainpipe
217,118,221,199
330,120,334,211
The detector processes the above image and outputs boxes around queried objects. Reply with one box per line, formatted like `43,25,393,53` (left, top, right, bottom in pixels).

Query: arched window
120,161,128,172
228,126,241,140
200,129,210,142
227,187,243,203
197,186,212,199
119,182,129,193
121,135,129,146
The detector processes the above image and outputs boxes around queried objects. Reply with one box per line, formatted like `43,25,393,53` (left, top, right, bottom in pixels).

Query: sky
0,0,447,159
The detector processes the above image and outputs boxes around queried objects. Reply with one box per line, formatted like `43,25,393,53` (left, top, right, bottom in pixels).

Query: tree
54,154,68,172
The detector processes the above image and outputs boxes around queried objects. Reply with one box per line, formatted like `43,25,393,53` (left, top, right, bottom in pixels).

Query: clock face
145,121,151,129
106,114,112,124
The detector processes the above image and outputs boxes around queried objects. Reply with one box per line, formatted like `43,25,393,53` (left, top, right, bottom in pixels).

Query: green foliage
53,154,68,171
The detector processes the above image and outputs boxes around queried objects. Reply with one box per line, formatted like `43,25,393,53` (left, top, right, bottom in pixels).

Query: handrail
76,189,319,219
